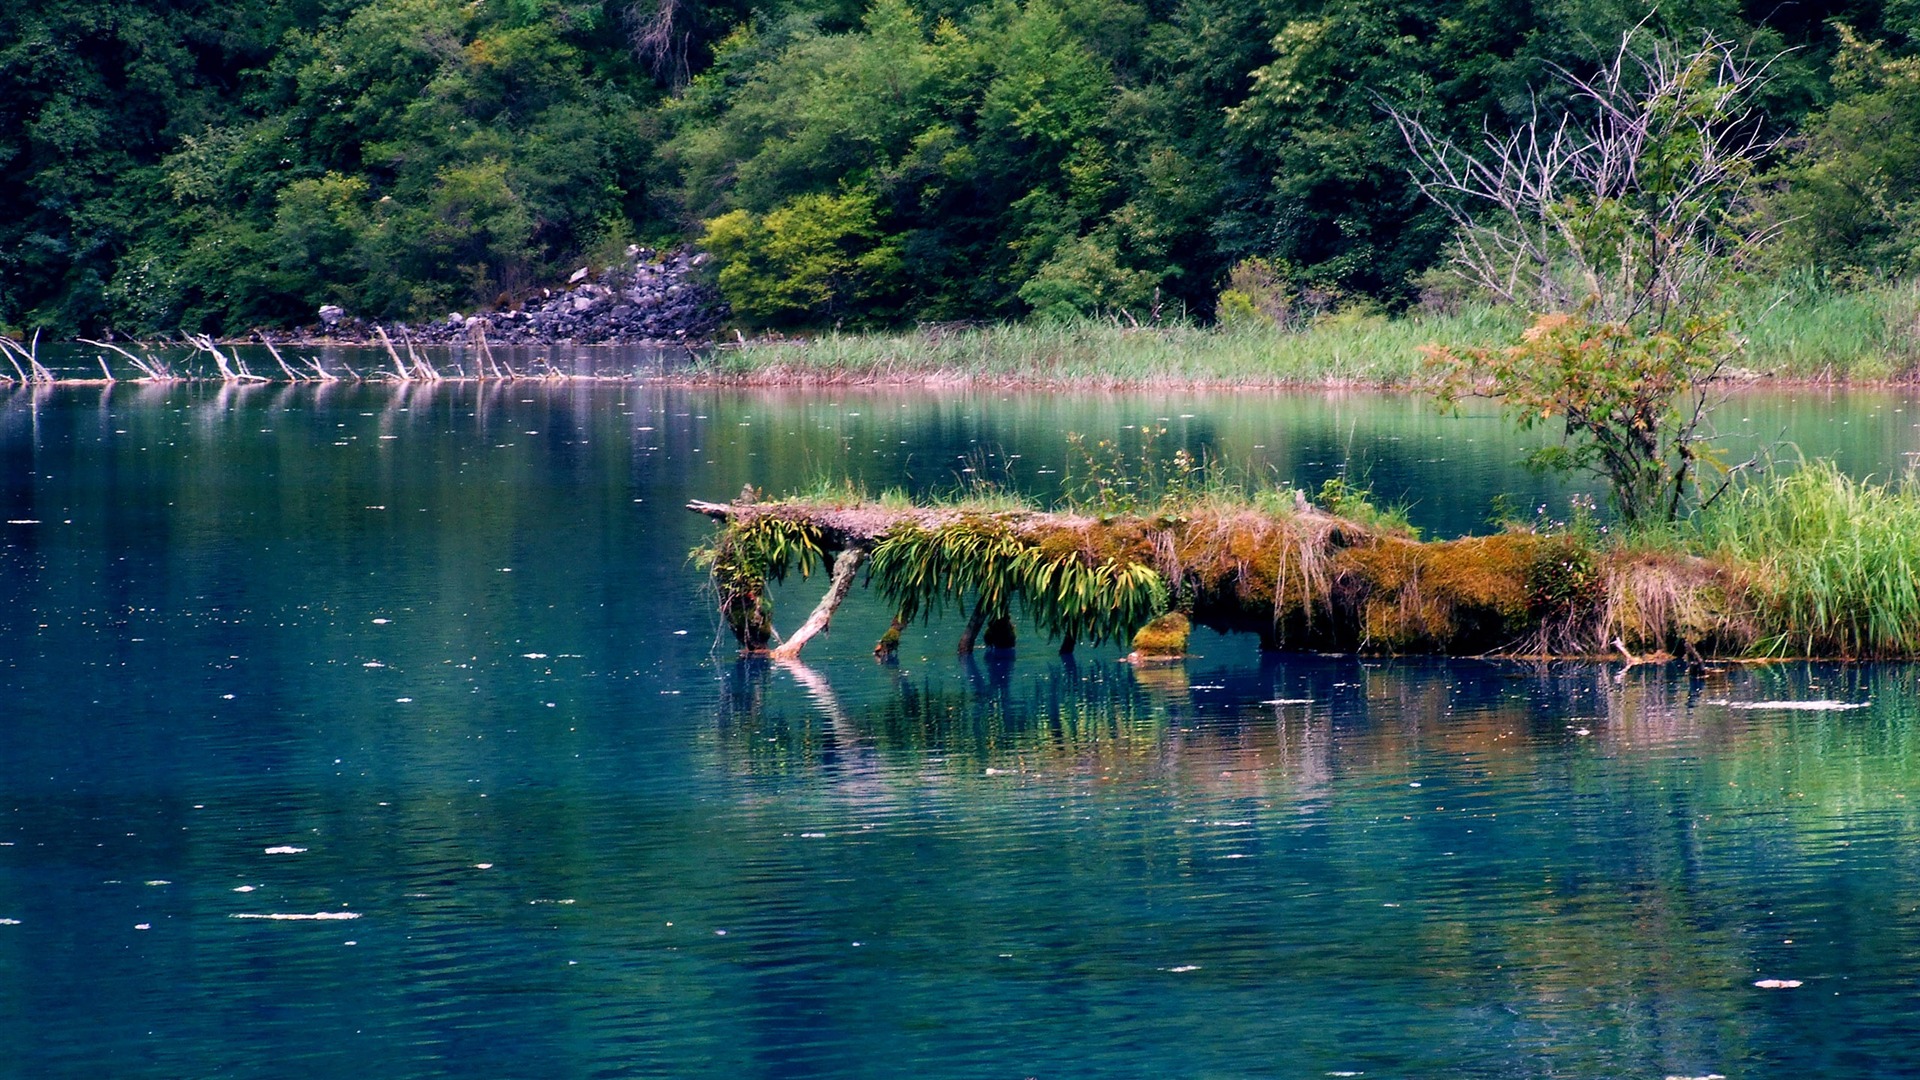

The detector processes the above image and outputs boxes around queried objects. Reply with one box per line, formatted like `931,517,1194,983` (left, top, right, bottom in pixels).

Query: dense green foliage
5,0,1920,335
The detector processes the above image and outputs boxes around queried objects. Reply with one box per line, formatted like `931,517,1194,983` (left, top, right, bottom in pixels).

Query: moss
1331,532,1540,652
700,491,1835,659
1602,549,1757,657
1131,612,1191,658
873,620,903,659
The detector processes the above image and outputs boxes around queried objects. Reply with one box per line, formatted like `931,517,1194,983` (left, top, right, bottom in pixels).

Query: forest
4,0,1919,336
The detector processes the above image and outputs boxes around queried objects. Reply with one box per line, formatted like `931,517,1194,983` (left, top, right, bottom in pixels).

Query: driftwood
770,547,867,660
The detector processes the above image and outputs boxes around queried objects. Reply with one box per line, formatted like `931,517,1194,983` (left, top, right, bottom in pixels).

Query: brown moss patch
1602,549,1759,657
1332,533,1541,652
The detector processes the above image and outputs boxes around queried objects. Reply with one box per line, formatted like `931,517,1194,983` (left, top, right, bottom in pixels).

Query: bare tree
1393,30,1787,329
1399,31,1787,524
627,0,691,88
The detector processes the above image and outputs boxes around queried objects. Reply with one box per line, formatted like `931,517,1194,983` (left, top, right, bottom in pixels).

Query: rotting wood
689,494,1778,661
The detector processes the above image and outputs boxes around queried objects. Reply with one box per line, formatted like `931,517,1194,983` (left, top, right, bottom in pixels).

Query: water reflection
7,382,1920,1077
707,655,1920,1076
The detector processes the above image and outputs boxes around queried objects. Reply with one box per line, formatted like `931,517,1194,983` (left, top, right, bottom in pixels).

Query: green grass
691,307,1526,387
686,279,1920,387
1685,460,1920,657
1738,277,1920,379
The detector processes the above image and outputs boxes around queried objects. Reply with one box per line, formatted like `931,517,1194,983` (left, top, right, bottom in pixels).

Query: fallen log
689,492,1759,661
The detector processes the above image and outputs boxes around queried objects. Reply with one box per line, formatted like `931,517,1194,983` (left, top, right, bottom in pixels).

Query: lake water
4,381,1920,1078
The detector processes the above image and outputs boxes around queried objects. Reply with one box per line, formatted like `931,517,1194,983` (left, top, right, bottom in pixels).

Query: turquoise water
3,383,1920,1077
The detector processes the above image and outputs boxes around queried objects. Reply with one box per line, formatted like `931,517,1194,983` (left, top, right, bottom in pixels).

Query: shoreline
6,367,1917,392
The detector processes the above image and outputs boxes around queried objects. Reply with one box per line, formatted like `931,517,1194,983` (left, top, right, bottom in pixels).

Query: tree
1402,31,1781,523
1769,24,1920,279
701,189,903,322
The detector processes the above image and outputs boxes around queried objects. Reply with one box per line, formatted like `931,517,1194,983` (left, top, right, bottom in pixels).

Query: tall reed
695,308,1525,387
1686,460,1920,656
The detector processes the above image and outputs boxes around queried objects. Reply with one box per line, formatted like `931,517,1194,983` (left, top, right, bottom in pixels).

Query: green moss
1131,612,1191,658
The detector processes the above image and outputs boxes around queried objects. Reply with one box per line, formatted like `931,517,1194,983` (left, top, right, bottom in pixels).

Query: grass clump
1685,460,1920,657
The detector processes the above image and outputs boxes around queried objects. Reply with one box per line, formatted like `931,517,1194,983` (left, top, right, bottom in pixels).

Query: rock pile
304,247,727,345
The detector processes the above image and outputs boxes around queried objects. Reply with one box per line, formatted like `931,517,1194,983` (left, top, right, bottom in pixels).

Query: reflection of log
770,546,867,660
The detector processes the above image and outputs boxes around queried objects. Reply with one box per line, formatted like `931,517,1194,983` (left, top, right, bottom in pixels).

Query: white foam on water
0,918,20,925
230,912,361,921
1163,965,1201,973
474,863,494,869
522,653,548,659
372,618,391,625
362,661,385,668
263,846,307,855
144,880,170,886
5,520,40,525
233,885,258,892
1754,978,1803,989
1263,698,1314,705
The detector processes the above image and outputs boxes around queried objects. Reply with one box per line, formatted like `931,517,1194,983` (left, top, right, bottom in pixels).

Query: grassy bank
686,280,1920,387
695,461,1920,661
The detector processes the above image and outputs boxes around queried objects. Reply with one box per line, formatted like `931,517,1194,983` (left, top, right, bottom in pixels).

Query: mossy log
689,496,1754,660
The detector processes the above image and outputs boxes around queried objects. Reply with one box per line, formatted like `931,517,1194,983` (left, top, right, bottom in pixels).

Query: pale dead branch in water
0,332,54,383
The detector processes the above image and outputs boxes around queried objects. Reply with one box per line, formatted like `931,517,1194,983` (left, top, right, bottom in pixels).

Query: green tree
701,189,904,322
1412,33,1780,523
1770,24,1920,279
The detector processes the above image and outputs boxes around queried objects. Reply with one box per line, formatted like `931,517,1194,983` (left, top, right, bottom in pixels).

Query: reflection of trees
708,654,1920,1073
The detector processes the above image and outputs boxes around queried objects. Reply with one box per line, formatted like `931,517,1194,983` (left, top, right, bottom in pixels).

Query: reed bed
689,281,1920,388
695,308,1527,387
1683,461,1920,657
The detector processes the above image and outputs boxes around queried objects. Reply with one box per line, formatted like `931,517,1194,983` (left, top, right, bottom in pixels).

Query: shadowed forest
6,0,1920,335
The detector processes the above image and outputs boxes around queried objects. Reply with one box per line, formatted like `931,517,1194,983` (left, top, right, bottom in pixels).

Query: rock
322,246,726,346
319,304,345,327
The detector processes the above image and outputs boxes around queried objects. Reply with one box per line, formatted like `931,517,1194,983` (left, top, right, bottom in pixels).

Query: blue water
3,382,1920,1078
